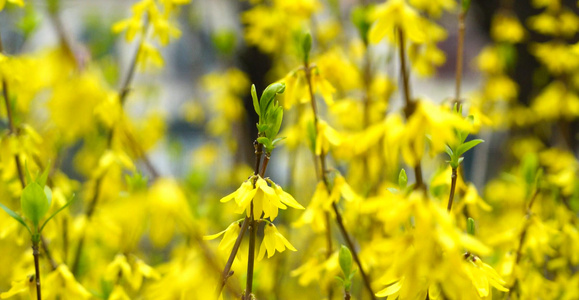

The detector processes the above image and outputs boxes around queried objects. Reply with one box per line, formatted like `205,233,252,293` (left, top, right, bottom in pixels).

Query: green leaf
24,161,33,185
269,107,283,139
259,82,285,118
351,5,371,44
271,137,286,146
301,31,312,63
462,0,471,14
256,137,272,149
39,194,76,233
0,203,32,235
37,160,51,188
398,169,407,189
445,145,454,158
456,139,484,157
21,182,50,228
467,217,475,235
339,245,353,277
521,153,539,187
251,84,260,117
44,186,52,207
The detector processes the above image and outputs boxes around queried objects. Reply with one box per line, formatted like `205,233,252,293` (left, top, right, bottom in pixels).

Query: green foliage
398,169,407,190
445,106,484,169
252,83,286,154
301,31,312,64
336,245,356,292
0,162,75,243
351,5,372,44
467,217,475,236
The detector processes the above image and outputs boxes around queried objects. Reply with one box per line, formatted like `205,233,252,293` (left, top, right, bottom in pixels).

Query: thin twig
218,141,263,298
397,28,423,190
305,59,376,299
32,243,42,300
455,12,465,106
447,168,458,212
506,189,540,299
0,31,59,272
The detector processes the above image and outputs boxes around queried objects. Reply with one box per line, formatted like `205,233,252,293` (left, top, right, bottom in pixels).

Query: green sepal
0,203,32,235
21,182,50,228
39,193,76,233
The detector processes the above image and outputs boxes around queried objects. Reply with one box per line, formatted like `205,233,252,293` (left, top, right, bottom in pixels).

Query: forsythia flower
316,120,342,156
464,254,509,297
491,13,526,43
369,0,427,44
204,220,242,254
281,67,336,110
0,0,24,11
257,223,297,260
220,175,304,220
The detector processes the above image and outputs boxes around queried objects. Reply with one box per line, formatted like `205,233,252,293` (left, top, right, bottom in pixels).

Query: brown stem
398,28,424,191
245,203,257,300
1,32,59,272
305,61,375,299
455,12,465,105
305,63,336,299
344,290,351,300
217,217,249,297
0,33,26,189
332,202,375,299
325,211,334,300
218,141,264,297
506,189,540,299
447,168,458,212
32,243,42,300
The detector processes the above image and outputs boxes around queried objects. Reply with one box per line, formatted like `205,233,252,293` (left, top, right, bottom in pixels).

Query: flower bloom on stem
257,223,297,260
203,220,242,254
220,175,304,221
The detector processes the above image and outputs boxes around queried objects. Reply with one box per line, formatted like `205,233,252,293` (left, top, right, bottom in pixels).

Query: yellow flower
147,178,193,247
137,42,164,70
531,81,579,120
401,101,471,167
112,15,144,42
528,9,579,37
532,42,579,75
475,46,505,74
44,265,92,299
280,67,335,110
204,220,242,254
0,0,24,11
105,254,160,290
491,13,526,43
369,0,427,44
484,75,518,102
0,276,34,299
464,254,509,297
257,223,297,260
220,176,303,220
316,120,342,156
408,0,454,18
